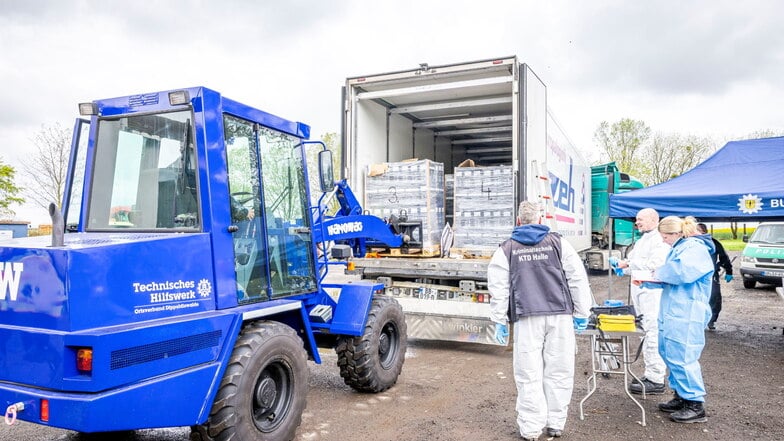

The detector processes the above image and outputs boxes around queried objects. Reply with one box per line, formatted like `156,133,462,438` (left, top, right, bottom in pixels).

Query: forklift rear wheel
191,321,308,441
335,296,407,392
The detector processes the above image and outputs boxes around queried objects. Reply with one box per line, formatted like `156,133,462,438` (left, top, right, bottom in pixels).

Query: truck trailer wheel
191,321,308,441
335,296,407,392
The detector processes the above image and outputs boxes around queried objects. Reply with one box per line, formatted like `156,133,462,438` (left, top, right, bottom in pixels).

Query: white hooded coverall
488,236,592,439
626,229,671,384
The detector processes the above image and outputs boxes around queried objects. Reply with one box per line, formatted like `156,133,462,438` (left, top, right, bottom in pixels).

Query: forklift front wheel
191,321,308,441
335,296,407,393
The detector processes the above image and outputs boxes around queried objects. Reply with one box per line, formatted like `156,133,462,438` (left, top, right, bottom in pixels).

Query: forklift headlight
78,102,98,116
168,90,191,106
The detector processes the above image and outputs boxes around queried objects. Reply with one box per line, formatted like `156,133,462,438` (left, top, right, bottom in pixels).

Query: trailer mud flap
329,281,383,335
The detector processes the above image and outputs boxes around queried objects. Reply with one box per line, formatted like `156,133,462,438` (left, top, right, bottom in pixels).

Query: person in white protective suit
640,215,714,424
488,201,593,440
611,208,671,394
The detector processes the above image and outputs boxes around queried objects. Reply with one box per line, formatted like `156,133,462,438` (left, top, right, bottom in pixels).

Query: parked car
739,221,784,288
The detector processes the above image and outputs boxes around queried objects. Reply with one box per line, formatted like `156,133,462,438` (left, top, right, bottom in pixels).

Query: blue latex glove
608,256,620,268
494,323,509,345
640,281,660,290
724,274,733,283
573,317,588,331
613,266,625,277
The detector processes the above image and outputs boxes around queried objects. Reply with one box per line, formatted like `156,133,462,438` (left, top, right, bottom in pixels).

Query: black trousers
708,279,722,324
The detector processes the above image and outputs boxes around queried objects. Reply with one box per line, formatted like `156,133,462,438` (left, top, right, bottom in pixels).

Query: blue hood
510,224,551,245
690,233,716,255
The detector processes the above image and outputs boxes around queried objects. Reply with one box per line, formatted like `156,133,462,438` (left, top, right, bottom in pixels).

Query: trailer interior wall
412,125,442,166
352,99,388,198
434,136,459,169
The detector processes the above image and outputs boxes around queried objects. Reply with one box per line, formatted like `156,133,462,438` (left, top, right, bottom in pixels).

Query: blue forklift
0,87,407,440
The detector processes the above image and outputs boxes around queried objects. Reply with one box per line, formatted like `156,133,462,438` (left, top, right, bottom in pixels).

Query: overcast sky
2,0,783,225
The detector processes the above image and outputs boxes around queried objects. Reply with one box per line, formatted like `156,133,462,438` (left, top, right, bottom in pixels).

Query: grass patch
709,227,754,251
717,239,746,252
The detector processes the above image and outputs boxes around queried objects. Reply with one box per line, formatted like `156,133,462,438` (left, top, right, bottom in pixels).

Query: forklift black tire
335,296,407,393
743,279,756,289
191,321,308,441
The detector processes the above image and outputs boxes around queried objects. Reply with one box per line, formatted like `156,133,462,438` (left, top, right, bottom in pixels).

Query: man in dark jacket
697,223,734,330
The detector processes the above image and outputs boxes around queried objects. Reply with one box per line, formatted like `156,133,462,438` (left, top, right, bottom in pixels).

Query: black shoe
670,399,707,423
629,377,665,395
658,392,685,413
545,427,562,437
707,321,716,330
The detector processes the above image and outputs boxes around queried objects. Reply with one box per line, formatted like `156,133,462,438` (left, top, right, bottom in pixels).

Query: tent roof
609,136,784,221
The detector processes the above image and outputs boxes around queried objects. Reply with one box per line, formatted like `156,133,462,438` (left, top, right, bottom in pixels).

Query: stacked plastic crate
452,165,515,252
364,159,445,254
445,174,454,227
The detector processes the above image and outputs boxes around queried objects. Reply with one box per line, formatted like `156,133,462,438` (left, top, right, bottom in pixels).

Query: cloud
564,1,784,95
1,0,784,223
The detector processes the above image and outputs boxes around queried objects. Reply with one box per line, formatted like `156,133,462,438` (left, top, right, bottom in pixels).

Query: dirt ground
2,252,782,441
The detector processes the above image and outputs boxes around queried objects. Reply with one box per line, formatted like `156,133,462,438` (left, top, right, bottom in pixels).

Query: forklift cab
69,88,319,308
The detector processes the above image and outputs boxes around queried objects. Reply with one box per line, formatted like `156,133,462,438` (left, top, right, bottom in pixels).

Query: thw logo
0,262,24,301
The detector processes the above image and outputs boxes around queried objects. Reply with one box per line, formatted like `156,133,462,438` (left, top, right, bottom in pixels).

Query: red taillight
40,399,49,422
76,348,93,373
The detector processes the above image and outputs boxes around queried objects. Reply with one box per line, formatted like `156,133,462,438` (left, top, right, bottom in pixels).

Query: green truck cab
740,221,784,289
584,162,644,270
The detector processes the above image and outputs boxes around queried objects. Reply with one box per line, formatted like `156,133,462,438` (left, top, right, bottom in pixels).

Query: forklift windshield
86,110,199,230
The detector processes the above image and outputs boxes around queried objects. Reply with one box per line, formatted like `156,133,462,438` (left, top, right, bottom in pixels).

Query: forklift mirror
318,150,334,192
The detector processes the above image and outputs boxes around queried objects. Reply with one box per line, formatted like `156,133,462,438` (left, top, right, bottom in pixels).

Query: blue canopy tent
609,136,784,221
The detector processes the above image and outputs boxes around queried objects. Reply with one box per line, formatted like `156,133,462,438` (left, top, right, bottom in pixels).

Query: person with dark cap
696,223,733,330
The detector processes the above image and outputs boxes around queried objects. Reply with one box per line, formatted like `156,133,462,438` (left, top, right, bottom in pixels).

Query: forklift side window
86,111,199,230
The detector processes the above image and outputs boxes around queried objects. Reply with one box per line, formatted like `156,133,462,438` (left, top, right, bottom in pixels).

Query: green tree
19,123,72,210
321,132,341,179
643,133,716,185
593,118,651,177
304,132,341,202
0,158,25,220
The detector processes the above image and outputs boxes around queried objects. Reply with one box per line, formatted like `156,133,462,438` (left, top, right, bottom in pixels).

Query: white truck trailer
341,56,591,345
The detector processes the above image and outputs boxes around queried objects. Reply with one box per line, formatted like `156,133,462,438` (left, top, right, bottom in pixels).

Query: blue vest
500,232,574,321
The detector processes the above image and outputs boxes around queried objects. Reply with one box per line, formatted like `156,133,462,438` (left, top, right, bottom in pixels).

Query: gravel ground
295,252,784,441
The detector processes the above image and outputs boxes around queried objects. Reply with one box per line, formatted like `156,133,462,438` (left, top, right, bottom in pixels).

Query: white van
739,221,784,289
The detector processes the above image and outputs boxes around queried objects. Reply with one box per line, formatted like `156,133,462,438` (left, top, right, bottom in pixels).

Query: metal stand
579,329,647,426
